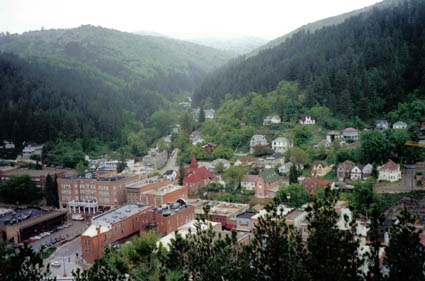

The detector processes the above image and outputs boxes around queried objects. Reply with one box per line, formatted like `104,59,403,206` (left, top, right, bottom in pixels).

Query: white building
249,135,268,154
241,175,258,191
392,121,407,130
272,137,291,153
263,115,281,126
204,109,217,120
350,164,364,181
1,141,15,149
22,143,44,157
299,115,316,125
378,160,402,182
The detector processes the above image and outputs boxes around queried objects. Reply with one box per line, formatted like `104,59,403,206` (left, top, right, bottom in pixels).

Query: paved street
47,237,83,278
160,149,179,173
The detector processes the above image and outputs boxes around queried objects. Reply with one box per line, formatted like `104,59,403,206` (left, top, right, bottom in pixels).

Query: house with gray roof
342,128,359,141
272,137,291,153
250,135,268,154
376,120,389,132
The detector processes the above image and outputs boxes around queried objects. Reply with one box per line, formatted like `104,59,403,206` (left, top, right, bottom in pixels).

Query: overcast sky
0,0,382,39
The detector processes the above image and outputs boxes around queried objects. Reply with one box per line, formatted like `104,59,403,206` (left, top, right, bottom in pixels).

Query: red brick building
208,202,249,229
125,176,172,204
303,177,334,194
58,174,142,209
81,204,153,263
152,202,195,234
140,184,188,207
254,169,284,198
183,155,212,195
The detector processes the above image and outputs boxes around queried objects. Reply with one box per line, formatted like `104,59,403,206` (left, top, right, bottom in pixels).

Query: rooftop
252,205,293,220
236,211,257,219
141,184,185,196
285,209,306,221
1,167,69,177
125,176,161,189
153,201,190,217
92,204,151,227
209,202,249,217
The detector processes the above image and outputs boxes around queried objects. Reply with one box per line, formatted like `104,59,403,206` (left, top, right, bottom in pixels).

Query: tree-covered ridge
194,0,425,120
0,25,233,100
251,0,405,56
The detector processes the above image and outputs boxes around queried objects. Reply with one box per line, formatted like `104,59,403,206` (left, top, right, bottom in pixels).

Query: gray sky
0,0,382,39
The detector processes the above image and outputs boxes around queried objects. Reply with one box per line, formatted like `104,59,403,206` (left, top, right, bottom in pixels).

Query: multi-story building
125,176,171,204
272,137,291,153
378,159,402,182
139,184,188,207
183,156,212,195
57,174,142,211
0,167,67,188
81,204,153,263
152,201,195,235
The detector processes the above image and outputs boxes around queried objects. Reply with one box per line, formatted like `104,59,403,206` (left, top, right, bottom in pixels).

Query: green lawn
40,246,56,259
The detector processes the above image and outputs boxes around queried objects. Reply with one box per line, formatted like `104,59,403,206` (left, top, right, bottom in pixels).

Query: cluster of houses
250,135,292,154
337,159,402,183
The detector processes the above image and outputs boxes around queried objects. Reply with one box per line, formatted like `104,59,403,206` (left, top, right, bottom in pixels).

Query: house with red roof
183,155,213,195
303,177,335,194
378,159,401,182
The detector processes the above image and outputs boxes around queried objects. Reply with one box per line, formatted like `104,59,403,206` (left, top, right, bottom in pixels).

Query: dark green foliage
289,163,298,184
198,103,205,124
0,175,43,204
45,175,59,208
305,188,362,281
194,0,425,122
365,206,385,281
178,163,185,185
0,240,55,281
384,209,425,281
276,184,311,208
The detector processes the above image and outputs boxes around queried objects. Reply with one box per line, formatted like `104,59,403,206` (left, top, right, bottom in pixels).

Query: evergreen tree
45,175,59,208
199,103,205,124
384,209,425,281
178,163,185,185
365,205,385,281
289,164,298,184
305,188,362,281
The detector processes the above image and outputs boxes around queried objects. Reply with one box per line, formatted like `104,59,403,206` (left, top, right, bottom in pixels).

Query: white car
51,261,61,267
33,236,42,240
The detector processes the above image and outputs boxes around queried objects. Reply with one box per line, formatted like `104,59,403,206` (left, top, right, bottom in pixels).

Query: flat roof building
81,204,153,264
152,201,195,235
0,167,69,188
140,184,188,208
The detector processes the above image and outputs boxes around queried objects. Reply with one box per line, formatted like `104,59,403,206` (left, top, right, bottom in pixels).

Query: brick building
208,202,249,229
81,204,153,264
0,167,68,188
152,201,195,235
57,174,142,210
254,169,284,198
139,184,188,207
183,155,212,195
303,177,334,194
125,176,173,204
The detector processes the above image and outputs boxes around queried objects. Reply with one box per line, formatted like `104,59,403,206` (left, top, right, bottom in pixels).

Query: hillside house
189,131,204,145
392,121,407,130
211,158,231,170
22,143,44,157
264,153,284,169
350,164,364,181
326,131,343,143
202,143,217,155
376,120,389,132
255,169,284,198
378,160,401,182
362,164,373,180
204,109,217,120
272,137,291,153
278,162,293,176
241,175,258,191
303,177,335,194
1,140,15,149
314,139,331,149
311,161,332,177
163,170,177,181
299,115,316,125
337,160,355,181
263,115,281,126
249,135,268,154
342,128,359,141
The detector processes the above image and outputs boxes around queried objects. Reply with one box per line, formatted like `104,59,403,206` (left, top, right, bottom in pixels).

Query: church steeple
190,154,198,169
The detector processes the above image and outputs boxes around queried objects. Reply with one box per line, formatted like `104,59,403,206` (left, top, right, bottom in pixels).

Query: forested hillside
194,0,425,121
0,25,233,148
252,0,404,56
0,25,233,99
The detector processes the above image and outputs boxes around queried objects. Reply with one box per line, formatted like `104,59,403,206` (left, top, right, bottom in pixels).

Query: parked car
51,261,61,267
33,236,42,240
46,242,51,247
56,226,64,230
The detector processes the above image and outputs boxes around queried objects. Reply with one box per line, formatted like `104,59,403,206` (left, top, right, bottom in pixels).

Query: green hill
250,0,405,57
194,0,425,121
0,25,233,97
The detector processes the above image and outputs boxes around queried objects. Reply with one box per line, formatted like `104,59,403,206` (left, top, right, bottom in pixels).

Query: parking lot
30,220,87,251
